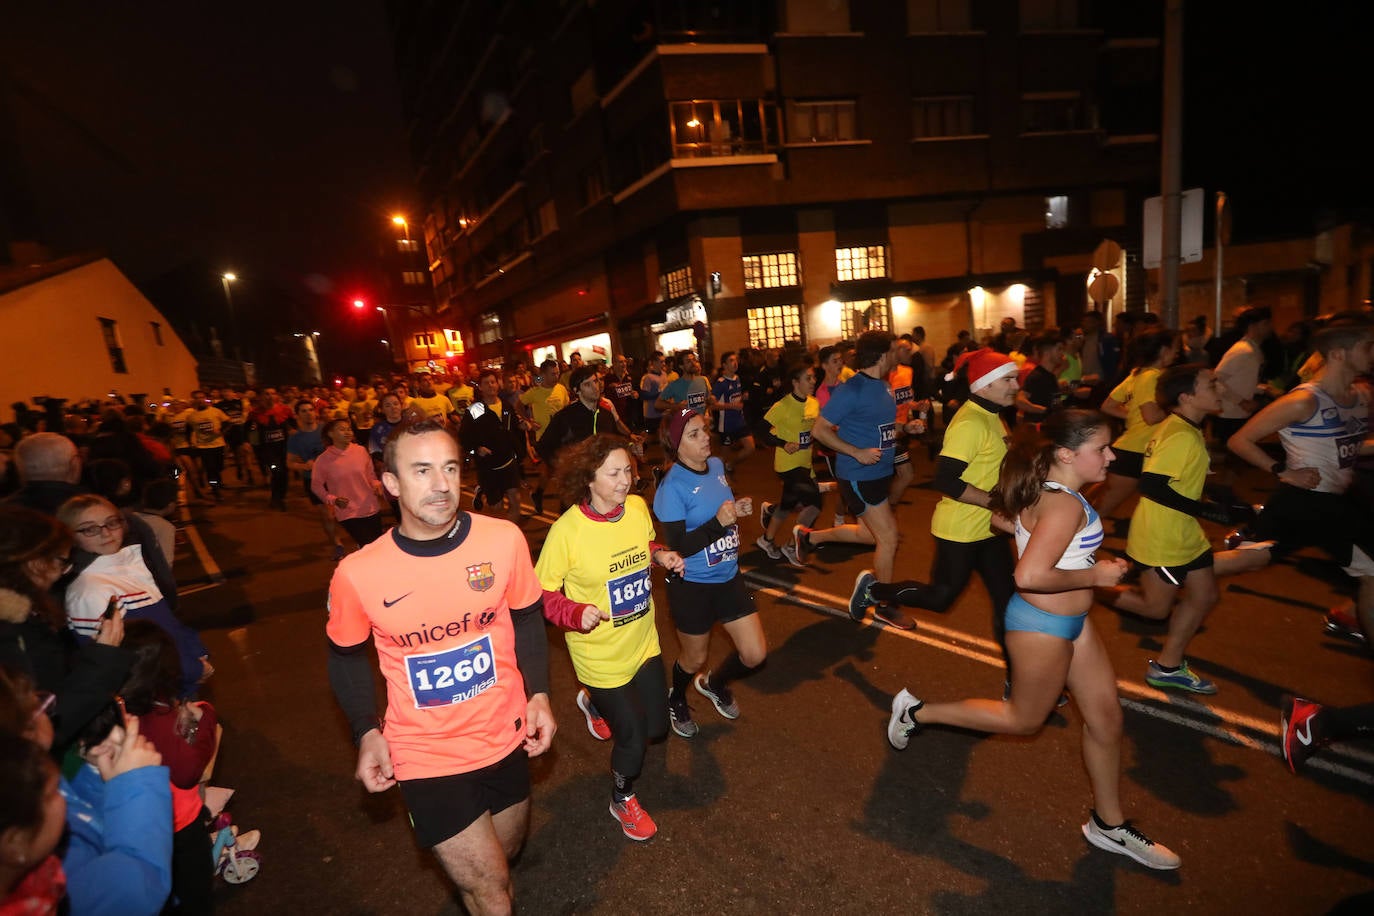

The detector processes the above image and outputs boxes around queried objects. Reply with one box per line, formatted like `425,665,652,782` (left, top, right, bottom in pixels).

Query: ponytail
992,409,1107,517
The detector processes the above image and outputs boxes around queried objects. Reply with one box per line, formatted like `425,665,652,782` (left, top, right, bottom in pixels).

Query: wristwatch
1269,458,1286,475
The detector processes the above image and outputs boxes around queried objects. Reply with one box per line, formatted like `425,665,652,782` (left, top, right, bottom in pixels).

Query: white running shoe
887,688,923,750
1082,816,1181,870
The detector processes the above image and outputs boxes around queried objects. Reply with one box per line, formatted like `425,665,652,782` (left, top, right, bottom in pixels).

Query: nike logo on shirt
382,592,412,607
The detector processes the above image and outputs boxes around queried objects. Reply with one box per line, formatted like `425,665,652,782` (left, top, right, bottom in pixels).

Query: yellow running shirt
519,383,569,441
931,399,1007,543
1126,413,1210,567
764,394,819,474
1109,367,1162,453
535,496,661,689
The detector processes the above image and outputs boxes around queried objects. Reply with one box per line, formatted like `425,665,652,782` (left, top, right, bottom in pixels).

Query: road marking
177,493,224,584
744,569,1374,785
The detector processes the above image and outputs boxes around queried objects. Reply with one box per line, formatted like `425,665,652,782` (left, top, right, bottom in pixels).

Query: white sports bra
1014,481,1103,570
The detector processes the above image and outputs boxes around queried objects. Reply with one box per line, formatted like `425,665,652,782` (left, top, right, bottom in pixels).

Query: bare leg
721,613,767,668
915,631,1070,734
1158,566,1218,668
503,487,522,525
431,801,529,916
675,630,712,675
1063,619,1125,825
318,503,341,548
1108,570,1176,620
888,459,915,506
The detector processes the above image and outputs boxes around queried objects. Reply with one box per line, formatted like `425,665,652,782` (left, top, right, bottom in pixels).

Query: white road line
744,570,1374,785
177,492,224,583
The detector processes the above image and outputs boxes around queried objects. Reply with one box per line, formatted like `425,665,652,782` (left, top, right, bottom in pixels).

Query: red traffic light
352,299,366,309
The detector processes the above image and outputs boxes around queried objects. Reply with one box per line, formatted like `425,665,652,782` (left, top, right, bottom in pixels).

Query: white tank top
1277,382,1369,494
1014,481,1103,570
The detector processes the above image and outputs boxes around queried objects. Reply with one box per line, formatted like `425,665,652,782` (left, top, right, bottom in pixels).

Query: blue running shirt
819,372,896,482
652,457,739,583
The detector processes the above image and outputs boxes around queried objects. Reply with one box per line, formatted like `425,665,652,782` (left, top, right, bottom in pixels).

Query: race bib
1337,433,1362,469
893,385,913,406
614,382,633,400
607,567,652,626
705,525,740,567
467,402,486,420
265,428,285,444
197,420,216,443
798,430,812,447
878,422,897,449
405,635,497,708
687,390,708,411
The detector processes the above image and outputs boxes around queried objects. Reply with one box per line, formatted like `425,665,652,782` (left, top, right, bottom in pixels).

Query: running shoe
1323,606,1367,644
1280,694,1326,773
694,672,740,719
1081,816,1180,870
609,794,657,841
1145,659,1217,695
667,690,698,738
780,541,806,568
760,501,775,528
887,688,923,750
755,535,782,561
849,570,877,622
792,525,814,561
873,602,915,631
576,688,612,741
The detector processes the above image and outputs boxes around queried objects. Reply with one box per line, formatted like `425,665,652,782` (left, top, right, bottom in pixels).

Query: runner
792,332,918,629
653,352,710,485
1106,364,1267,695
756,363,819,567
312,418,386,548
286,401,344,560
185,390,230,502
535,434,684,840
709,351,756,477
461,370,524,525
1091,330,1177,525
518,360,569,516
886,336,930,507
654,406,768,736
887,410,1180,871
248,392,293,510
326,417,554,913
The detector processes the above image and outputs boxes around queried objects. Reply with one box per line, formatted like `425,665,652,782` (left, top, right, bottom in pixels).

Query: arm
1227,389,1322,489
1014,497,1127,593
1137,472,1235,524
811,418,878,463
1015,389,1048,418
659,517,729,557
65,766,174,916
310,457,332,503
932,456,993,508
1098,393,1128,421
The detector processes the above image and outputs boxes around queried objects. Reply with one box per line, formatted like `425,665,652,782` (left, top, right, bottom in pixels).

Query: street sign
1143,188,1204,269
1092,239,1122,271
1087,272,1120,304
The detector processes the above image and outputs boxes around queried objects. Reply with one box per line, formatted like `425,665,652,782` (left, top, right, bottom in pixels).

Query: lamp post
391,214,410,242
220,272,239,359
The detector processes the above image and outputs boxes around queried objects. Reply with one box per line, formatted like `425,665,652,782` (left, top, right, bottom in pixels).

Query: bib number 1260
406,635,498,708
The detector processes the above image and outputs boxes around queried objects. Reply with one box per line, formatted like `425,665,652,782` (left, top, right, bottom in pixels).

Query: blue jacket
61,763,173,916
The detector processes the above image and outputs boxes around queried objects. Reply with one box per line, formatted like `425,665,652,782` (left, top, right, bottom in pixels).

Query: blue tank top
1014,481,1103,570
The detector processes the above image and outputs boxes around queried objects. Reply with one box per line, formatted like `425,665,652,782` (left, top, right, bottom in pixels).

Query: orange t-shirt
326,513,541,780
888,364,916,425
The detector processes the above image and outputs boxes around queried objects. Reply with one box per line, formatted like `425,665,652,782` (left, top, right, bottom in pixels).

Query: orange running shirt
326,513,541,780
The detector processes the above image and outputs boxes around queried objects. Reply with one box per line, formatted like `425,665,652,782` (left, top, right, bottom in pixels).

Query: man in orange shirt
326,418,556,913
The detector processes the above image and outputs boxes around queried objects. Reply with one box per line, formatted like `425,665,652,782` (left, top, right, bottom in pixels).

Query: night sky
3,3,1370,375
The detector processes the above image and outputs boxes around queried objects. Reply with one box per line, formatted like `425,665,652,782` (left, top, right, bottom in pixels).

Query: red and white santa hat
949,347,1017,393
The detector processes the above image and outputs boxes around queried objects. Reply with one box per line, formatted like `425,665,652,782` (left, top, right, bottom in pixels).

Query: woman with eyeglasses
0,506,135,751
57,496,211,697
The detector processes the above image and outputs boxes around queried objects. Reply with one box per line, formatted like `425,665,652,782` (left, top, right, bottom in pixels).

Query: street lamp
219,272,239,359
391,214,410,241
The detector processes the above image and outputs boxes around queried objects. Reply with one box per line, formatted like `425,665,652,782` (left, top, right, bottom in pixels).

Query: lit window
912,96,978,139
98,318,127,374
908,0,973,32
786,100,857,143
747,305,803,348
1045,196,1069,229
478,312,501,345
670,100,780,158
743,253,800,289
1021,92,1091,134
661,266,693,299
414,332,436,347
835,246,888,281
401,271,427,285
839,299,890,339
396,239,420,252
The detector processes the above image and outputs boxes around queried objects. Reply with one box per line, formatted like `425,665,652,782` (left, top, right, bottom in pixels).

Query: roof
0,252,107,296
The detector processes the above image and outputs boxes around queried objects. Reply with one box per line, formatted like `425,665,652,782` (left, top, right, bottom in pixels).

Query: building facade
388,0,1163,366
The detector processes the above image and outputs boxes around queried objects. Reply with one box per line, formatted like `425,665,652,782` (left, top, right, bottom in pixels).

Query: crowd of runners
3,308,1373,912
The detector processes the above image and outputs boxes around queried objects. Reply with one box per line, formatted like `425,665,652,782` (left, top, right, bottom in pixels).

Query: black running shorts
398,746,530,849
665,576,755,636
837,475,893,517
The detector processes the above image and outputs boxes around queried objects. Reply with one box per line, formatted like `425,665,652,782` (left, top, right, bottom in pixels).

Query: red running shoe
576,689,611,741
1323,605,1367,644
1280,694,1326,774
609,795,657,841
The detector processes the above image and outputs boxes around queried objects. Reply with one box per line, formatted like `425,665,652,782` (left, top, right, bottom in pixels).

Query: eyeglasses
74,516,126,538
32,691,56,722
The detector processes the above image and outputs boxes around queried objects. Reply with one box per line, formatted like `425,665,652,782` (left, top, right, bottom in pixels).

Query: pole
1159,0,1184,328
378,307,398,369
220,277,239,360
1214,191,1226,335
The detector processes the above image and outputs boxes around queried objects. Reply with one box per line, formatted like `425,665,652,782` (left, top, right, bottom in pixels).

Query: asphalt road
173,446,1374,914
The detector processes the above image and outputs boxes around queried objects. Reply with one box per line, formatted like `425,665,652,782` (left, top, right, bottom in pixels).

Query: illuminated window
401,271,427,285
908,0,973,31
1021,92,1091,134
743,253,800,289
661,266,693,299
98,318,127,374
747,305,803,348
782,0,850,31
835,246,888,281
669,100,781,158
478,312,501,345
839,299,890,339
786,100,857,143
414,332,436,347
396,239,420,252
912,96,978,139
1045,195,1069,229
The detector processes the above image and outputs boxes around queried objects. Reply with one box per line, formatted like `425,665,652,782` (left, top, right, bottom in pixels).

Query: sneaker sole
609,803,655,842
694,677,740,720
1081,824,1180,870
1145,675,1217,696
886,693,913,750
669,718,698,738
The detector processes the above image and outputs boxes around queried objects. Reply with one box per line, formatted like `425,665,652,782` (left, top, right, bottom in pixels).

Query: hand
197,656,214,682
990,513,1017,536
1279,467,1320,489
523,693,556,757
716,501,739,527
734,496,753,517
654,550,685,574
904,419,926,436
784,442,799,454
95,716,163,781
355,729,396,792
579,604,610,632
334,496,350,509
94,611,124,647
1092,556,1130,588
855,447,882,466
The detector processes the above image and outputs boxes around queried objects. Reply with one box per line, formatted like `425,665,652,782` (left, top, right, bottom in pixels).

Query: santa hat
948,347,1017,393
666,405,703,451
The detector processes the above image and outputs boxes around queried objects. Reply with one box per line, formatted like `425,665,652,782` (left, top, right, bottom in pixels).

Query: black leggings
197,447,225,490
339,514,385,546
171,806,214,914
586,655,669,783
910,535,1015,667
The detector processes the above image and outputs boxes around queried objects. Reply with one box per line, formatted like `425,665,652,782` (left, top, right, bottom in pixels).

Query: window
743,253,800,289
401,270,427,285
840,299,890,339
1021,92,1091,133
912,96,978,139
669,100,780,158
835,246,888,281
748,305,803,348
781,0,850,32
786,100,857,143
396,239,420,252
478,312,502,345
579,163,607,207
414,332,436,347
150,321,164,346
1020,0,1080,30
536,200,558,237
98,318,127,374
661,266,693,299
908,0,973,32
570,68,597,117
1045,195,1069,229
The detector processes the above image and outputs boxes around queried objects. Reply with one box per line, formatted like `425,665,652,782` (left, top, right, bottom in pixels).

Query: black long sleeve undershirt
661,516,729,557
327,638,380,744
1137,472,1233,525
511,598,550,698
933,456,972,499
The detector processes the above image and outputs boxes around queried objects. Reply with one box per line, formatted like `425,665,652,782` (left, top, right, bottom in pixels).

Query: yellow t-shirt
1109,368,1162,453
931,399,1006,542
186,407,229,449
764,394,819,474
519,384,569,441
1126,413,1211,567
410,394,452,419
535,496,661,689
839,366,855,382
